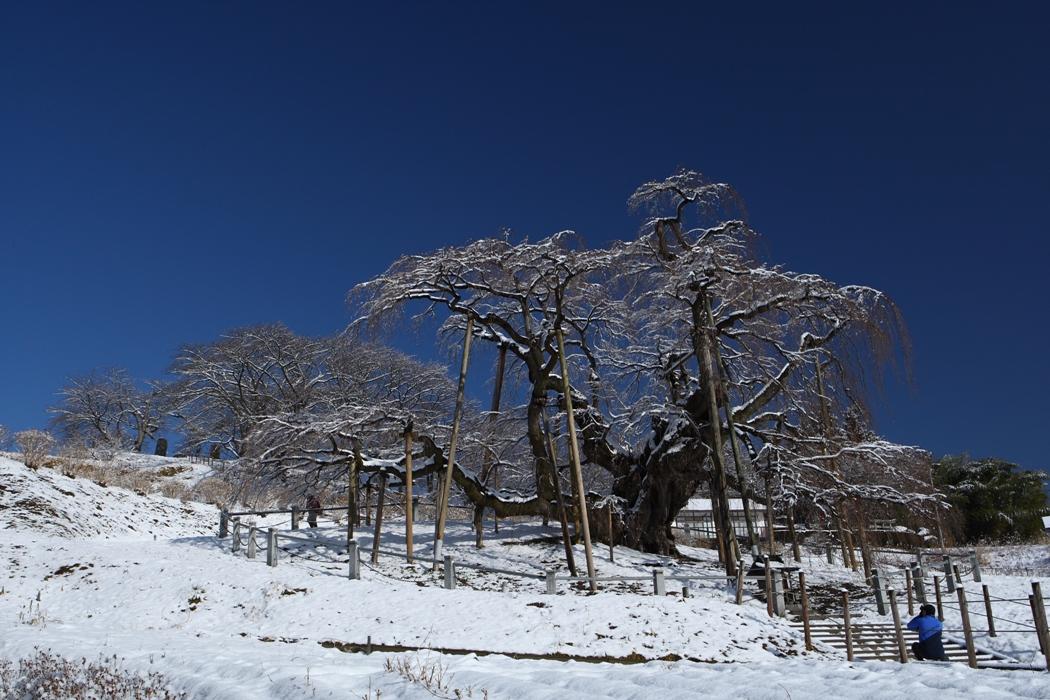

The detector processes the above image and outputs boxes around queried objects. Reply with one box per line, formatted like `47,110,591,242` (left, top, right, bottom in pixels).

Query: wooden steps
792,619,1013,665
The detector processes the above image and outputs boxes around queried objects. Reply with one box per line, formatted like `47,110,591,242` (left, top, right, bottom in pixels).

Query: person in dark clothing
306,493,322,528
907,603,949,661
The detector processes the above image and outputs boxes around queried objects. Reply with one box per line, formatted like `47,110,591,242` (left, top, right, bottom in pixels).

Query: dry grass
0,650,185,699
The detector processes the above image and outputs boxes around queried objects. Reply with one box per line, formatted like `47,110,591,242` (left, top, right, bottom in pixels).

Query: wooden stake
905,568,914,615
370,472,387,564
735,563,745,605
888,589,908,663
1032,582,1050,672
556,327,596,592
957,586,978,668
434,315,475,564
404,427,414,563
799,571,813,651
982,584,996,637
842,591,854,662
933,575,944,620
1029,594,1048,660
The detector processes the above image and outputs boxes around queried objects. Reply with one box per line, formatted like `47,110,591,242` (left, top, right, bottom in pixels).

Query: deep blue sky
1,3,1047,469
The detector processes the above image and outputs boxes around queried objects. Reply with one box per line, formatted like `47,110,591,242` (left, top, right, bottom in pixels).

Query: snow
682,498,766,512
3,455,1050,698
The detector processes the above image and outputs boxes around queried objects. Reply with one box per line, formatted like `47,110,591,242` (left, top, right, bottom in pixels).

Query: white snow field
2,454,1050,698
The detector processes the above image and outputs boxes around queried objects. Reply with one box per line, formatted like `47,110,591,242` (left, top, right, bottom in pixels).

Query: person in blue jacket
907,603,949,661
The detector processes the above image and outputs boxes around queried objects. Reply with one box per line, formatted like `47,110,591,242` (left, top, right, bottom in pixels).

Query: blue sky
1,2,1047,469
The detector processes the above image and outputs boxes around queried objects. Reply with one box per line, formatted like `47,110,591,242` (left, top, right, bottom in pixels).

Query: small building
674,498,767,540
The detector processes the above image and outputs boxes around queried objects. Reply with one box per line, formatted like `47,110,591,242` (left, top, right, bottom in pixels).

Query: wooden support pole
957,586,978,669
953,564,963,585
842,591,854,662
404,427,414,563
934,575,944,621
231,518,240,553
556,326,597,593
888,589,908,663
905,568,915,616
982,585,996,637
370,472,387,564
291,505,300,531
219,509,228,538
434,316,474,565
735,564,745,605
970,550,982,582
247,526,257,559
764,474,777,557
911,563,927,604
787,509,802,563
799,572,813,651
544,411,577,577
764,555,774,617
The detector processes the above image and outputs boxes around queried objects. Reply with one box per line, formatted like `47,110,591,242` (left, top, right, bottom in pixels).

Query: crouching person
907,603,949,661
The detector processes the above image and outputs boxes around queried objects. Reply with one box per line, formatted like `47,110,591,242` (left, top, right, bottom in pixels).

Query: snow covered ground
3,454,1050,698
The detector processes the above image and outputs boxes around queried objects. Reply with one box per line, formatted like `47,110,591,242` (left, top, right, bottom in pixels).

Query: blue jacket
907,614,942,642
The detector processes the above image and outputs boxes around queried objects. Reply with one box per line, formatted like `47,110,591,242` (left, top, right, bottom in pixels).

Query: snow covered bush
0,650,184,699
14,430,55,469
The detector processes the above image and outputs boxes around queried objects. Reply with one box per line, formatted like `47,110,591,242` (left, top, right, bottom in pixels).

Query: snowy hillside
2,456,1050,698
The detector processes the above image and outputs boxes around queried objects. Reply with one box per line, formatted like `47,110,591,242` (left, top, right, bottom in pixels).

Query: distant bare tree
15,430,55,469
50,369,166,452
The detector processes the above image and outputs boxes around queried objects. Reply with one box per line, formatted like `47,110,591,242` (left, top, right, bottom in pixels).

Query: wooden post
825,542,835,565
1031,582,1050,672
957,587,978,668
982,585,996,637
347,540,360,580
1029,594,1047,659
911,563,927,604
231,518,241,553
799,572,813,651
556,326,597,592
291,505,300,531
266,528,278,567
365,481,373,527
953,563,963,585
443,554,456,589
653,568,666,596
545,570,557,595
247,525,257,558
219,509,229,538
371,472,387,564
434,316,475,565
871,568,886,615
905,568,915,616
888,589,908,663
943,560,956,593
787,509,802,562
933,575,944,621
735,563,745,605
764,556,774,617
772,574,786,617
404,427,414,563
970,550,982,582
842,591,854,662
